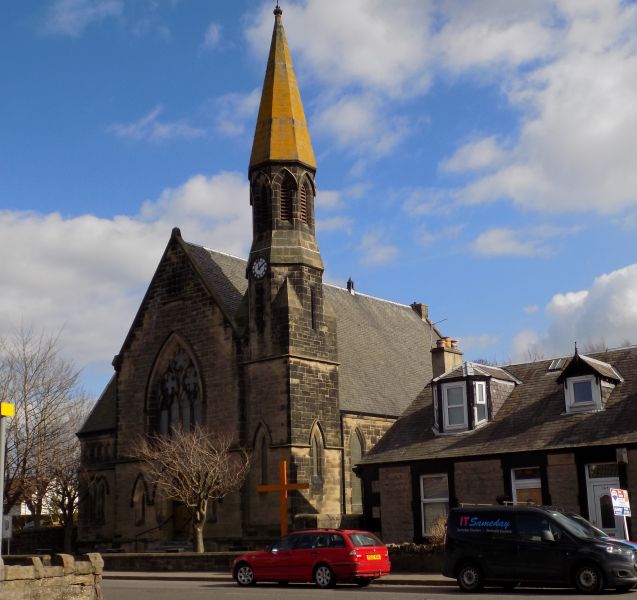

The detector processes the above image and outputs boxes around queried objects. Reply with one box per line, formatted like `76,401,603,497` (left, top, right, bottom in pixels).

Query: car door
259,535,295,580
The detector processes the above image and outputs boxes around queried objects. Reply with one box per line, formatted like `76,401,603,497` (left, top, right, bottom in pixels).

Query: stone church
77,6,445,551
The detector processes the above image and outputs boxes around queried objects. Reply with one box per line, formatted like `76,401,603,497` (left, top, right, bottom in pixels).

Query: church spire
249,5,316,175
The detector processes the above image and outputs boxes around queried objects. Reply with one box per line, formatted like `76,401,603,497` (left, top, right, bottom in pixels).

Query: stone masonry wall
547,453,580,512
379,466,413,543
342,414,396,514
454,459,504,504
0,554,103,600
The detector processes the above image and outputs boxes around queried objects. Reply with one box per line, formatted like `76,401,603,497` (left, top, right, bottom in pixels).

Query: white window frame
565,374,601,412
474,381,488,425
511,467,542,503
432,386,439,429
442,382,468,431
420,474,449,537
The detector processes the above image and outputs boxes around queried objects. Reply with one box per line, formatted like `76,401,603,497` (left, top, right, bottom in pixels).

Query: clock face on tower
251,257,268,279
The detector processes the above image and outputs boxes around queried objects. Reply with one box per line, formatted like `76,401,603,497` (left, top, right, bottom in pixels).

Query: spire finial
274,2,282,16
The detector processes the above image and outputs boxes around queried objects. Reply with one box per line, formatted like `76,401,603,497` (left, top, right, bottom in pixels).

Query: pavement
102,570,456,587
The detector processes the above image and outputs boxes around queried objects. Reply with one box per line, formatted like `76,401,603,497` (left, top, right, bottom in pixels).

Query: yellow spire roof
249,6,316,172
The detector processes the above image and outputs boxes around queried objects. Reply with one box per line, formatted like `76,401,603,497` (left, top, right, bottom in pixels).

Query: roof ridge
324,282,413,310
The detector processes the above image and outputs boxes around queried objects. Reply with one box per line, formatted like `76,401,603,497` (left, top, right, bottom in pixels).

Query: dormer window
557,352,621,414
565,374,601,412
442,382,467,430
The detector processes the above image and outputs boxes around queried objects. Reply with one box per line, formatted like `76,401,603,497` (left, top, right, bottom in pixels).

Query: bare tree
0,327,83,525
132,426,250,552
45,397,92,551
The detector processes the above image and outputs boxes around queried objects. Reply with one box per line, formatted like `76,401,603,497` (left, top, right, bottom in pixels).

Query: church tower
243,5,341,531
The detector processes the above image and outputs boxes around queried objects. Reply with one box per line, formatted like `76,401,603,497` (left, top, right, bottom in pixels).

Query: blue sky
2,0,637,397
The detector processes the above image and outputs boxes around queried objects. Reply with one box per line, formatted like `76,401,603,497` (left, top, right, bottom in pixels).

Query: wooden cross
257,460,309,536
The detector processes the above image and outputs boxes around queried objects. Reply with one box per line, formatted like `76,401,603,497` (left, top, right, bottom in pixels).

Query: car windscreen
548,511,597,539
349,532,384,547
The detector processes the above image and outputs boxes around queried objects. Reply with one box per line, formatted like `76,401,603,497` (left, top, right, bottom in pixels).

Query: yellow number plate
367,554,381,561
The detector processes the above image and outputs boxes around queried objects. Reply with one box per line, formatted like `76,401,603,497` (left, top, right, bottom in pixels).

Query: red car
231,529,391,588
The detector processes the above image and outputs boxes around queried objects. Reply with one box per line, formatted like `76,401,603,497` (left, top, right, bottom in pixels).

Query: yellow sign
1,402,15,417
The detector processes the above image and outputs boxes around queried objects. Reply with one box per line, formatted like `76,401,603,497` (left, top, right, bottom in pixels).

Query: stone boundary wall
0,553,103,600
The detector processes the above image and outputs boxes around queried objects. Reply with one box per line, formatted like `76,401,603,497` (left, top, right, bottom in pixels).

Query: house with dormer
357,340,637,543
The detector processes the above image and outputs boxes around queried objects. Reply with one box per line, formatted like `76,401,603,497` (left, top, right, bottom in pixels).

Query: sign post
610,488,631,540
1,402,16,556
257,460,309,536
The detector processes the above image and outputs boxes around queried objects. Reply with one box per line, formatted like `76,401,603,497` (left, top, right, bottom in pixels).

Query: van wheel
574,563,604,594
457,562,484,592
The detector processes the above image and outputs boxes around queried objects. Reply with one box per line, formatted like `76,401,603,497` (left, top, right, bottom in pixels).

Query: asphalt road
102,579,637,600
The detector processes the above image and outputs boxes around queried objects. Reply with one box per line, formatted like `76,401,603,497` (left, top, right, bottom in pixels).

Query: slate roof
78,375,117,435
184,243,437,417
362,347,637,465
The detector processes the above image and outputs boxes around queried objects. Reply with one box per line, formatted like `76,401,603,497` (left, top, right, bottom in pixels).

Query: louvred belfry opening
299,183,308,223
280,177,293,221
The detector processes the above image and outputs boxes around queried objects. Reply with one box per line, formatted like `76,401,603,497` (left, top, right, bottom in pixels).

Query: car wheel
457,562,484,593
355,578,372,587
314,564,336,588
235,562,256,586
574,563,604,594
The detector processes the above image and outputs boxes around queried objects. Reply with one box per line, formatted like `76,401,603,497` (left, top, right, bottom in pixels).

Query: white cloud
313,93,410,157
440,136,507,173
418,224,465,246
245,0,432,97
448,1,637,215
317,217,353,234
523,304,540,314
211,89,260,138
202,21,221,48
0,172,250,393
511,262,637,360
108,106,206,143
402,188,455,217
472,228,548,257
358,232,398,266
44,0,123,36
472,224,581,257
459,334,499,352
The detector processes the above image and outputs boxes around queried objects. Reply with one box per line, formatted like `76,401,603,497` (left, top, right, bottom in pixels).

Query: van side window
517,513,551,542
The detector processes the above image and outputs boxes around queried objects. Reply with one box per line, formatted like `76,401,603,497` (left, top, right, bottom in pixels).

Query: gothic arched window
92,477,108,526
280,175,294,221
310,428,323,484
157,346,202,436
132,476,147,526
260,435,269,486
349,430,364,513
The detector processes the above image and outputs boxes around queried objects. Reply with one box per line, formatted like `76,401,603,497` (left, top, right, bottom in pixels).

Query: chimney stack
431,337,463,378
410,302,429,321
